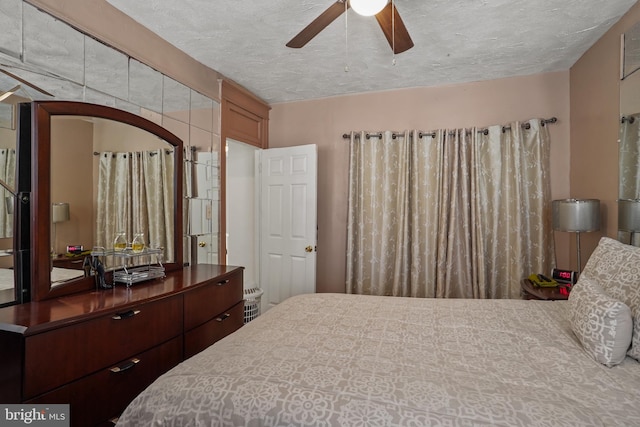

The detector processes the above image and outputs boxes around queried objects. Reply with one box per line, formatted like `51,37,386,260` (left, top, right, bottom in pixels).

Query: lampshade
350,0,388,16
619,199,640,232
552,199,600,232
52,202,70,223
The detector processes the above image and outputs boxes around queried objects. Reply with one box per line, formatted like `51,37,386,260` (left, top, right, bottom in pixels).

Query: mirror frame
25,101,183,301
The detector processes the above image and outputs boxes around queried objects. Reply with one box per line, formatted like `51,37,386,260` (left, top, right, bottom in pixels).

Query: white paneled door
259,144,317,312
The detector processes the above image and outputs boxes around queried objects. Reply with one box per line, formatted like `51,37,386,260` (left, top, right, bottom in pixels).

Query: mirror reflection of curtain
346,120,554,299
96,152,132,255
0,148,15,238
619,114,640,199
141,149,174,261
96,149,174,262
618,114,640,244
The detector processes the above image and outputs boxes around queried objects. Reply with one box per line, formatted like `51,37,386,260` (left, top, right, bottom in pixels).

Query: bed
0,267,83,307
51,266,85,285
0,266,84,290
116,237,640,427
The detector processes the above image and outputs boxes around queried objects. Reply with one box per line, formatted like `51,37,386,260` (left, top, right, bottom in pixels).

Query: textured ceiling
105,0,637,104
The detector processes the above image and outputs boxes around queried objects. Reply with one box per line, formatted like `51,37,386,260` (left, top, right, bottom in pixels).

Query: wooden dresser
0,264,244,427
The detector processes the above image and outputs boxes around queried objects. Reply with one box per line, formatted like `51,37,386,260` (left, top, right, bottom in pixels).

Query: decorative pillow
579,237,640,360
568,277,633,367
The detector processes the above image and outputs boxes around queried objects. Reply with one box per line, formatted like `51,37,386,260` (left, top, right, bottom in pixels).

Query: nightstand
520,278,570,301
52,253,87,270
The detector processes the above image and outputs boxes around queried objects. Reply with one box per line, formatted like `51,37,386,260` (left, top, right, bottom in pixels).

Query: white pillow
568,277,633,367
579,237,640,360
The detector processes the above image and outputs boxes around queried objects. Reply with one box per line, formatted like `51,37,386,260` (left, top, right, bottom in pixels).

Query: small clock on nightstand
551,268,578,285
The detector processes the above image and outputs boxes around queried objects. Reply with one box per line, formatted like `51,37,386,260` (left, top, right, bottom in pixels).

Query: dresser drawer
27,336,182,427
24,296,183,399
184,270,243,330
184,300,244,358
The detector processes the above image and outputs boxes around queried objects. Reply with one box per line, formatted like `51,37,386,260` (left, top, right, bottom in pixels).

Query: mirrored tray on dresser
91,247,165,286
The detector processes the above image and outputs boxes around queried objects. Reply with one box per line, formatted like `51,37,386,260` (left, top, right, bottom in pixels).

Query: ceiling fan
286,0,414,54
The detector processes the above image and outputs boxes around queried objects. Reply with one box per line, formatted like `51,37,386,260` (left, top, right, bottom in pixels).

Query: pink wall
270,72,571,293
51,120,94,254
570,1,640,268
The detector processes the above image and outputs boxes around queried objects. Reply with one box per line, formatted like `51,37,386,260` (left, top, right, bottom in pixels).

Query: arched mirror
23,101,183,301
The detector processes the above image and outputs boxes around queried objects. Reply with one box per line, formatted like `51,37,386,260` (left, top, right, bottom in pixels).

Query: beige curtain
96,149,174,261
618,114,640,245
142,149,174,261
409,128,480,298
475,120,554,298
96,152,131,250
346,131,411,296
346,119,554,299
619,114,640,200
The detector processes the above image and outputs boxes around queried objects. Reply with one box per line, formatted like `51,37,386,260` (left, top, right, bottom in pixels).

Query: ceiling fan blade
286,1,348,48
375,2,414,54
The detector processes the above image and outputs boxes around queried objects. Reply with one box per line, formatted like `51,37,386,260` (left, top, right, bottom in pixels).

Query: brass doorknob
198,241,206,247
305,246,313,253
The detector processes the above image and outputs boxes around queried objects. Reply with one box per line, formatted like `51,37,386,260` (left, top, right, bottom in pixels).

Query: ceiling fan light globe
350,0,388,16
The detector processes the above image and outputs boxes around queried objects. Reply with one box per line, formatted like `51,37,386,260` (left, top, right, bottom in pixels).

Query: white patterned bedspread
0,267,83,291
117,293,640,427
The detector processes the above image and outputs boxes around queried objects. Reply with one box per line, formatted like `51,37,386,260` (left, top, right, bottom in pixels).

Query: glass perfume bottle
113,231,127,252
131,233,145,253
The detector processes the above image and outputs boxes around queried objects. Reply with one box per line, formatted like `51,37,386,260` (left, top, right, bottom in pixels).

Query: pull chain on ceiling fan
391,0,396,65
286,0,414,54
344,0,349,72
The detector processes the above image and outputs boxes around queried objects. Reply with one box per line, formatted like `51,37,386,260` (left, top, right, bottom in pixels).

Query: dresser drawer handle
216,313,230,322
216,279,230,286
112,309,140,320
109,358,140,373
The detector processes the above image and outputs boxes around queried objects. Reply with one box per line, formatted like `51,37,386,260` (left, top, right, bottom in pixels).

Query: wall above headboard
270,72,571,293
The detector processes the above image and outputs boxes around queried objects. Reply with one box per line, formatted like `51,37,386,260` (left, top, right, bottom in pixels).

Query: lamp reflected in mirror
618,199,640,246
52,202,69,257
552,199,601,274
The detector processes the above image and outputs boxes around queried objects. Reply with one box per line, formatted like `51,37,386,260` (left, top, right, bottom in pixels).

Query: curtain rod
621,116,635,124
342,117,558,140
93,150,173,156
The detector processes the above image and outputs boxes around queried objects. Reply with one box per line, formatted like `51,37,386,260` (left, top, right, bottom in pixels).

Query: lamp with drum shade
552,199,600,275
618,199,640,246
